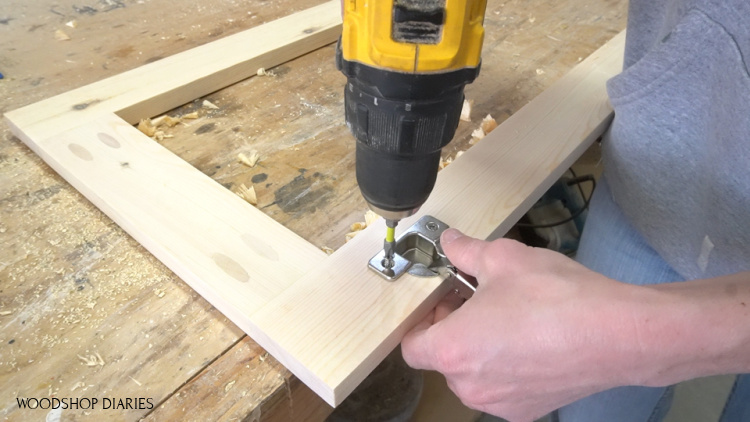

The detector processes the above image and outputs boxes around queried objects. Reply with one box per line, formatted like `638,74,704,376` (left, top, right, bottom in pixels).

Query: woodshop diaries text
16,397,154,410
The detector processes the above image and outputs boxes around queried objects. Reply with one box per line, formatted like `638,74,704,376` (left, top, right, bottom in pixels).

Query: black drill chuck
336,41,480,219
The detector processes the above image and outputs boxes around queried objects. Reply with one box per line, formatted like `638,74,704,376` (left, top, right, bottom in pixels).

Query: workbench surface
0,0,625,420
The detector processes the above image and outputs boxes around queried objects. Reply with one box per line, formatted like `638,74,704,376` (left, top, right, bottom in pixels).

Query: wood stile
3,0,625,406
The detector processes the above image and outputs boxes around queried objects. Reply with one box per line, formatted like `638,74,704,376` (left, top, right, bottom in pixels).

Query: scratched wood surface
0,0,626,420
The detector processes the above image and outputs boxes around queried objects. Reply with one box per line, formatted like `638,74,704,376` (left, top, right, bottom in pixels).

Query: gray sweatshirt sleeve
601,0,750,279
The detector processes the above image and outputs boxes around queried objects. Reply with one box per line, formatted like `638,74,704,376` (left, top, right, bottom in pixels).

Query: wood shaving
536,68,545,75
153,289,165,298
481,114,498,134
238,151,260,168
137,119,156,137
181,111,199,119
54,29,71,41
224,380,236,392
460,99,473,122
129,376,142,386
66,20,78,29
153,131,165,142
237,184,257,205
151,115,180,128
0,310,12,316
202,100,219,110
321,246,334,255
256,68,276,77
71,381,86,392
470,127,485,144
345,210,381,242
364,210,379,226
77,352,105,367
471,114,498,144
439,150,466,170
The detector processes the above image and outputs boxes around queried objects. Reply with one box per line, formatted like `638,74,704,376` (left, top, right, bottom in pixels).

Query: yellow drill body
340,0,486,73
337,0,488,263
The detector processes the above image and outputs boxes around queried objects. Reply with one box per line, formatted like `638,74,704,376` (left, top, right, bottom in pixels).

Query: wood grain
36,114,326,312
145,337,331,421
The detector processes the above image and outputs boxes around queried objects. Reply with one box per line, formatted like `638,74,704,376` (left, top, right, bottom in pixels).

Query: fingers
441,228,488,277
403,290,463,370
401,317,438,371
434,291,463,323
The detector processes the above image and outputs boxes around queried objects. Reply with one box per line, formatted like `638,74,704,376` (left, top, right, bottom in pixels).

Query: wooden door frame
4,0,624,406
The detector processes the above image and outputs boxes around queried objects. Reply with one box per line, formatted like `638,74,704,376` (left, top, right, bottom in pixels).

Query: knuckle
483,239,529,273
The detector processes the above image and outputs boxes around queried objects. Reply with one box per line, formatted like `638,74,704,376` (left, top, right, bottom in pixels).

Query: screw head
425,221,439,231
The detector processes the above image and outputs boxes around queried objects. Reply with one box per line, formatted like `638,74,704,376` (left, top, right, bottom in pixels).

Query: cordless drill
336,0,487,265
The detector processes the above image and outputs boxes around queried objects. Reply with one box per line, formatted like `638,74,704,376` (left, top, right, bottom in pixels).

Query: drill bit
382,219,398,270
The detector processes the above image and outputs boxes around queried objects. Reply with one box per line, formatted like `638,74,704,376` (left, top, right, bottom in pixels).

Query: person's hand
401,229,647,422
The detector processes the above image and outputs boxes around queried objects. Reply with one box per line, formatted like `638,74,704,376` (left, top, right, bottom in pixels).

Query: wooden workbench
0,0,626,420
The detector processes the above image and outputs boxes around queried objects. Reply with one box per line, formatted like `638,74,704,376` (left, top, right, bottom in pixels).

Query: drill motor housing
337,0,487,219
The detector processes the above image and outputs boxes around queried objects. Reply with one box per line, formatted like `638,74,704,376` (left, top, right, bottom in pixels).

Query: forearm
626,271,750,386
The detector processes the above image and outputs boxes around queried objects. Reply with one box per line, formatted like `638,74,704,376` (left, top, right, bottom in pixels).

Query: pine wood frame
4,0,625,406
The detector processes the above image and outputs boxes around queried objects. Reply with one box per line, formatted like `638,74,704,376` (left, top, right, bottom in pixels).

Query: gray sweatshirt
602,0,750,279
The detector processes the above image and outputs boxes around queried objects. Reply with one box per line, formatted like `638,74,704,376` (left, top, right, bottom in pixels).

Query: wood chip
470,127,485,144
181,111,199,119
481,114,498,134
471,115,498,144
350,222,366,231
54,29,71,41
237,184,257,205
238,151,260,168
344,210,382,242
225,380,236,392
439,156,453,170
153,131,165,142
152,115,180,128
0,310,12,316
321,246,334,255
345,231,360,242
137,119,156,137
202,100,219,110
440,150,466,169
460,99,473,122
77,352,105,367
364,210,379,227
256,68,276,77
66,20,78,29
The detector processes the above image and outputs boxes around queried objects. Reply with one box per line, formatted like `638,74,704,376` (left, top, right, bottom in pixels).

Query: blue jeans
552,177,749,422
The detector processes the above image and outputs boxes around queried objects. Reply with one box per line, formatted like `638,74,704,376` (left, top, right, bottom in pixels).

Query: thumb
440,228,487,277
